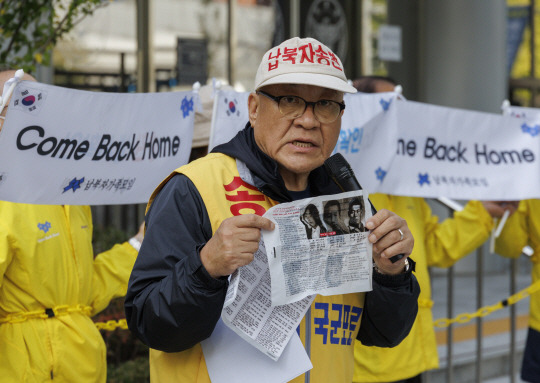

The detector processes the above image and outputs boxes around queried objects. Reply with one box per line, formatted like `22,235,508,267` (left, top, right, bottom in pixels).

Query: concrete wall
54,0,274,91
421,0,507,113
388,0,507,114
387,1,509,274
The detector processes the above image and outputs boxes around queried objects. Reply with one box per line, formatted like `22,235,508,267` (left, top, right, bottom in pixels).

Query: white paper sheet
202,319,312,383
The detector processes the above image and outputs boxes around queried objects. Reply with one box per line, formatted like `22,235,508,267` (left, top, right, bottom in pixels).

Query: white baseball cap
254,37,357,94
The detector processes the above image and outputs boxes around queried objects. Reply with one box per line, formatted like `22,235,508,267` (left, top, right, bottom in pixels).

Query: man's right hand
200,214,275,278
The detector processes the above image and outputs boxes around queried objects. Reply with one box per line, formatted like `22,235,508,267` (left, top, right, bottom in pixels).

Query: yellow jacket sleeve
90,241,138,315
0,220,14,290
495,200,532,259
424,200,494,268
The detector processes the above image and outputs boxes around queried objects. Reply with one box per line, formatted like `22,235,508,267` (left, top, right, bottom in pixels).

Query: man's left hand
366,209,414,275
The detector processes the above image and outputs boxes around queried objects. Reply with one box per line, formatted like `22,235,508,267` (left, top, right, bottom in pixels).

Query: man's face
324,204,340,229
349,204,362,227
248,84,343,187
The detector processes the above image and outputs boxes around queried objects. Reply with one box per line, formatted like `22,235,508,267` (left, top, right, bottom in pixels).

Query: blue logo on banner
521,123,540,137
375,167,387,182
181,96,194,118
63,177,85,193
380,98,392,111
418,173,430,186
38,221,51,233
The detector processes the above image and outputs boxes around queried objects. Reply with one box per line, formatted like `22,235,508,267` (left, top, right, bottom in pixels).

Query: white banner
210,90,540,200
503,104,540,121
340,97,540,200
334,91,399,155
0,81,197,205
503,104,540,141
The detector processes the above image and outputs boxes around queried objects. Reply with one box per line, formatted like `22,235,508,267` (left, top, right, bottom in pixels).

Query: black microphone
324,153,404,263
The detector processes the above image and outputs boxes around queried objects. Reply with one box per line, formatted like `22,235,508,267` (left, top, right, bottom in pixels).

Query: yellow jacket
0,202,137,382
353,196,493,382
495,199,540,332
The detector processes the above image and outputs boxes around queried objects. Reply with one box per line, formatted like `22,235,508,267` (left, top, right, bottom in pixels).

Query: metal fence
423,201,533,383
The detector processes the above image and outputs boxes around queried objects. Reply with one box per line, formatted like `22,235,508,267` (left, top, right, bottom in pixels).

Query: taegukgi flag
0,80,198,205
339,97,540,200
209,89,250,151
502,102,540,119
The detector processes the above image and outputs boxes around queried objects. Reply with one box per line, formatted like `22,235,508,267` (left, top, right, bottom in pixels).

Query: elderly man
125,37,420,383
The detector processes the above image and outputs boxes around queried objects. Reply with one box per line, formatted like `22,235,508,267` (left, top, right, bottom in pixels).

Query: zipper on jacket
304,306,311,383
44,320,55,380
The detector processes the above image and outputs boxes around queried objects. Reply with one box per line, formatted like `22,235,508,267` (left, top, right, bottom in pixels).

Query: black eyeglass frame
256,90,346,123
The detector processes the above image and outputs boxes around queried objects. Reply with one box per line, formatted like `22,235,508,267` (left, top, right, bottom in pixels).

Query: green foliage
0,0,109,72
107,356,150,383
92,225,149,380
92,224,129,256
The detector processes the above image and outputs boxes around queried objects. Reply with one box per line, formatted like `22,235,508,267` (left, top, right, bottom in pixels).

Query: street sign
177,38,208,85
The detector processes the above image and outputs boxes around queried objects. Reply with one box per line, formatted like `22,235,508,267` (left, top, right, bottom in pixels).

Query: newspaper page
221,240,315,361
220,190,373,362
262,190,373,306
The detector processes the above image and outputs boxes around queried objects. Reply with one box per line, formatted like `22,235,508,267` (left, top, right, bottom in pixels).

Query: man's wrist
373,258,409,275
128,237,142,252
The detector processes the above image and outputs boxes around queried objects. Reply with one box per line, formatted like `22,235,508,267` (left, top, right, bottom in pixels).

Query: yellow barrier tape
418,298,434,308
95,318,129,331
4,282,539,332
434,280,540,328
0,304,92,324
0,304,128,331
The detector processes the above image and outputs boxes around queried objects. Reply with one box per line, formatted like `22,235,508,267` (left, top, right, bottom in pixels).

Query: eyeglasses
257,90,345,123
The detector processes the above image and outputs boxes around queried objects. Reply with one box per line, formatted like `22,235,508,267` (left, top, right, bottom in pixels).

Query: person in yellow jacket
0,69,144,382
495,199,540,383
351,76,517,383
